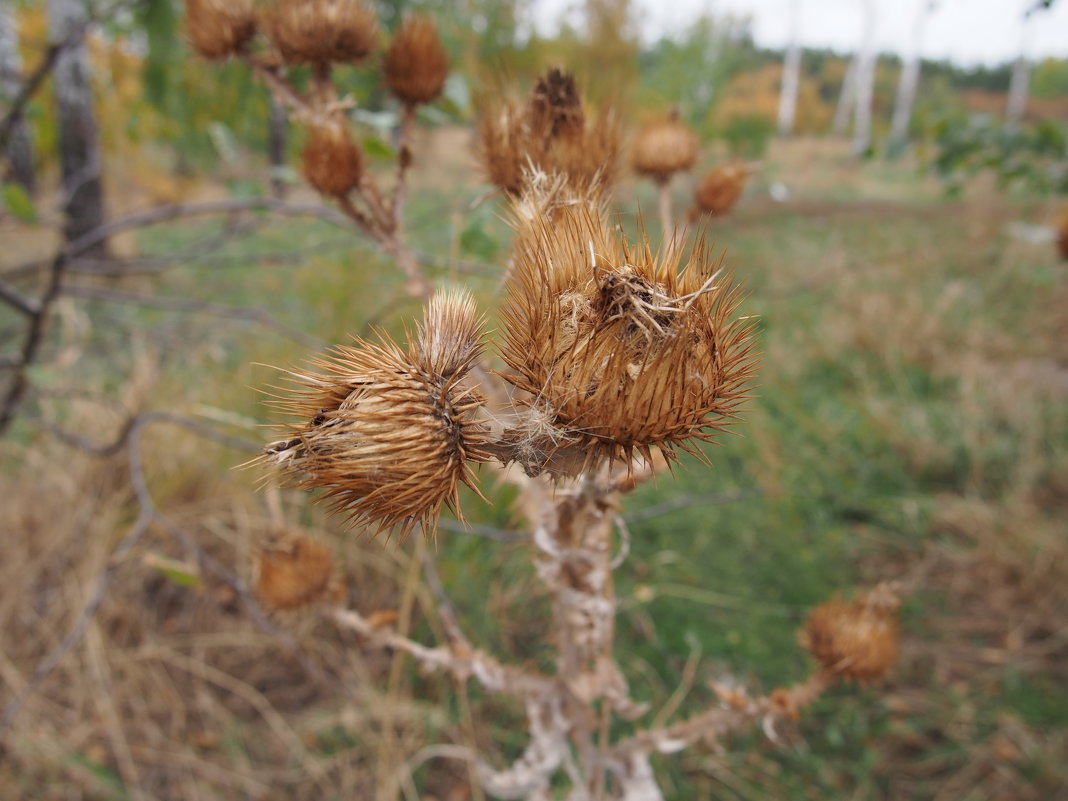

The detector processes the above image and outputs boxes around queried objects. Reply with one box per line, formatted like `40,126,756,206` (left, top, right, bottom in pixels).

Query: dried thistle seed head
185,0,256,60
302,121,364,197
265,0,378,66
262,289,491,539
632,109,700,185
529,66,584,140
255,532,336,610
498,205,757,472
690,163,748,220
383,15,449,106
475,69,622,198
802,583,902,684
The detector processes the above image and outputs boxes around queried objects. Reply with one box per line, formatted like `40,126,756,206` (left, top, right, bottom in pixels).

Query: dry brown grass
0,390,484,799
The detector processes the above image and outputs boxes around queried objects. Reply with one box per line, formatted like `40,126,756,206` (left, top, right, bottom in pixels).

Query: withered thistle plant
689,162,750,221
631,108,699,235
475,67,623,199
184,6,904,794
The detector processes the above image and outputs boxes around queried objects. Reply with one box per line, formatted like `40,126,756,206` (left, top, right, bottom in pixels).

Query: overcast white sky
530,0,1068,66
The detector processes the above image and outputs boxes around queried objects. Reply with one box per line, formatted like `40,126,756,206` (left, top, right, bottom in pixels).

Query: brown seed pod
263,289,492,539
498,204,757,473
383,15,449,106
255,532,336,610
802,583,902,684
475,67,622,198
264,0,378,66
184,0,256,61
1057,206,1068,261
689,163,748,220
301,121,364,197
632,110,700,185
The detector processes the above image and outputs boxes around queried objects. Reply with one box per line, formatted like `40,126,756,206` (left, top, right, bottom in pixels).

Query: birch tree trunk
832,56,857,134
0,1,35,193
48,0,106,254
1006,10,1037,132
777,0,803,137
850,0,878,157
889,1,935,149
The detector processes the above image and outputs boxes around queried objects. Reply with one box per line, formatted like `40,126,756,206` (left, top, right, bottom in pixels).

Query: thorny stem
246,57,315,124
392,103,418,238
376,537,429,801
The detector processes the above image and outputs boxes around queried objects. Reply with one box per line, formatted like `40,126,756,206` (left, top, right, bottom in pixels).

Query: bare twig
0,277,39,316
0,410,330,738
0,0,131,155
0,250,67,434
62,283,327,350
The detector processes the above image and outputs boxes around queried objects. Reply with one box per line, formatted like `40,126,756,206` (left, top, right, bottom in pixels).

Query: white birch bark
832,56,857,134
0,0,35,193
850,0,878,157
48,0,106,253
777,0,803,137
889,1,936,148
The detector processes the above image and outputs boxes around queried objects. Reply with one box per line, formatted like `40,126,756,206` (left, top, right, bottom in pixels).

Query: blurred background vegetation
1,1,1066,799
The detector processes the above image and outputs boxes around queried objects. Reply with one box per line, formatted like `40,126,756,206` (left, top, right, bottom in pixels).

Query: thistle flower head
690,163,748,220
263,289,491,539
255,531,336,610
475,68,622,198
302,121,364,197
265,0,378,66
802,583,902,684
184,0,256,60
498,205,756,473
632,109,699,185
384,15,449,106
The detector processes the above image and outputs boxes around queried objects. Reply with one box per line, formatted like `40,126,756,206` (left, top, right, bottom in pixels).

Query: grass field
1,135,1066,800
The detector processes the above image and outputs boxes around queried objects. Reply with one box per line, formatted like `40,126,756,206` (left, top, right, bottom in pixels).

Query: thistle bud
384,15,449,106
263,288,491,539
265,0,378,66
184,0,256,61
498,205,756,472
689,163,748,220
631,110,699,185
302,121,364,197
802,584,902,684
255,532,336,610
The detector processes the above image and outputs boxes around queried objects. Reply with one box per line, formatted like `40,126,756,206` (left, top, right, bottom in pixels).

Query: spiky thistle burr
184,0,256,61
264,0,378,66
263,289,492,539
384,15,449,106
301,121,364,198
802,583,902,684
631,109,699,186
475,67,622,198
497,204,757,473
255,532,337,610
689,163,748,220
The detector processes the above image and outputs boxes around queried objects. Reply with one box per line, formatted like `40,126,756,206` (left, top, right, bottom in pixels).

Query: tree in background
776,0,802,137
48,0,106,254
0,2,35,194
850,0,878,156
889,0,936,151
